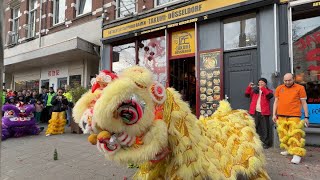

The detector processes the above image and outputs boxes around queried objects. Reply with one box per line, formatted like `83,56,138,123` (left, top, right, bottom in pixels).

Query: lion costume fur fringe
73,66,270,180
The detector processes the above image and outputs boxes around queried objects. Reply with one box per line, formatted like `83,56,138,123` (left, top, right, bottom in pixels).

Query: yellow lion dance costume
73,66,269,180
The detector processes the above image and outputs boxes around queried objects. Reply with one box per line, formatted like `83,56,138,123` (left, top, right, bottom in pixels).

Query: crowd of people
2,85,73,126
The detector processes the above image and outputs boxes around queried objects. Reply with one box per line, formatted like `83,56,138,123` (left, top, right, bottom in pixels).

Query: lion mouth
115,94,145,126
97,94,146,154
9,117,32,121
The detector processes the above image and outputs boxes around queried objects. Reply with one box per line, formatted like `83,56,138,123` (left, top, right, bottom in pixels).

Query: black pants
254,111,270,146
40,107,48,123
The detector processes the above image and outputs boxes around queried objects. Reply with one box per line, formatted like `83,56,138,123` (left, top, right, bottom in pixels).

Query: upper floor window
77,0,92,16
28,0,37,38
156,0,179,6
223,13,257,50
116,0,136,18
53,0,65,24
11,7,20,44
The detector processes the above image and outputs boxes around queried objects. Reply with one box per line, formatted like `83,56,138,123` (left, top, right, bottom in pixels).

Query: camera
250,83,257,87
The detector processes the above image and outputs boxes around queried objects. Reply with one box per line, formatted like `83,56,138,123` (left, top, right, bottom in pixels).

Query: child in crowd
34,100,44,124
6,96,16,105
17,96,25,104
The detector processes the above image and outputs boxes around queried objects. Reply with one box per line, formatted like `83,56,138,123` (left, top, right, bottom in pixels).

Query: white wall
4,19,102,59
14,69,41,82
41,63,69,90
11,61,85,91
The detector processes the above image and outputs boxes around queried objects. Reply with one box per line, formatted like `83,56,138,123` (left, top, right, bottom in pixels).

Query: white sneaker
280,151,289,156
46,134,51,137
291,155,302,164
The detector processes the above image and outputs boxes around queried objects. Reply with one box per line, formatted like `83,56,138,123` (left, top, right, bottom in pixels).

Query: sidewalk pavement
265,146,320,180
1,125,320,180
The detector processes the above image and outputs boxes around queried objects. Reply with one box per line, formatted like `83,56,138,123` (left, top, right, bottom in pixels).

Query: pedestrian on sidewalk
34,100,44,124
272,73,309,164
45,87,56,122
245,78,273,149
46,88,69,136
63,85,73,126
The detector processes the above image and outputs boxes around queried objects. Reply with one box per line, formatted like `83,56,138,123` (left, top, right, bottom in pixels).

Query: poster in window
199,50,221,117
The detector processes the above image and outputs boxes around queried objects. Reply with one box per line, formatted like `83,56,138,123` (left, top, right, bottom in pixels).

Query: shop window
76,0,92,16
156,0,179,6
292,9,320,105
15,80,39,91
112,42,136,74
138,36,166,85
27,0,37,38
69,75,81,88
10,7,20,44
116,0,136,18
58,77,68,89
53,0,65,24
223,13,257,50
41,80,50,90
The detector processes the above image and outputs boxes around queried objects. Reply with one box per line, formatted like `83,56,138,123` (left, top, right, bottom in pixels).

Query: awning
4,37,100,73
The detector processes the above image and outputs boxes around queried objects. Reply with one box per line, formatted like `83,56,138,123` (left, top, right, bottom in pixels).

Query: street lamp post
0,0,4,143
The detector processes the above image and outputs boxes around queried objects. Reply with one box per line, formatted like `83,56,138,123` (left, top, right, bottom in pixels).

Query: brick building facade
3,0,191,91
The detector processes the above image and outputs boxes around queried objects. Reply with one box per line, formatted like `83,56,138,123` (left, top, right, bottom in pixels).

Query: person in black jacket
46,88,69,136
51,89,69,112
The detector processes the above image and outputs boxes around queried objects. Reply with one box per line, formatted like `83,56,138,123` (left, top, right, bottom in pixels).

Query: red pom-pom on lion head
91,70,118,93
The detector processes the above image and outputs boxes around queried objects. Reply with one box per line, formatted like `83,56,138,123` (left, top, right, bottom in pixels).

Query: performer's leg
287,117,306,157
46,112,59,135
276,117,290,151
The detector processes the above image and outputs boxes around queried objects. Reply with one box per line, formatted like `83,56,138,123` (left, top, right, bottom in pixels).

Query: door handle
225,94,229,100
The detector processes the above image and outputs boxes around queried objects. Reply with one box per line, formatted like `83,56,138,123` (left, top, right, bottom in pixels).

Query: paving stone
2,124,320,180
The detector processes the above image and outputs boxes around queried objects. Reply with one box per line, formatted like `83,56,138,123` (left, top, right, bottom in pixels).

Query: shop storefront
288,0,320,125
4,37,100,92
7,58,98,92
101,0,279,117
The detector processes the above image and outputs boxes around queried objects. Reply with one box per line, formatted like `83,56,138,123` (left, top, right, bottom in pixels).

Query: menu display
199,50,221,117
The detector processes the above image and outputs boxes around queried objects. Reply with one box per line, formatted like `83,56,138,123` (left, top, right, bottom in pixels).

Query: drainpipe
39,0,43,47
273,3,279,76
288,6,293,73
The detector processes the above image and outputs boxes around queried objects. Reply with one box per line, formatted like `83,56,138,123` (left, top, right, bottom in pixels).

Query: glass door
58,77,68,89
169,57,196,113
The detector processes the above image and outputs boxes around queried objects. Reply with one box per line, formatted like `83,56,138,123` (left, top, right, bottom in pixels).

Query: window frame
27,0,37,38
76,0,92,16
223,13,258,51
154,0,181,7
53,0,66,25
11,7,20,44
116,0,137,19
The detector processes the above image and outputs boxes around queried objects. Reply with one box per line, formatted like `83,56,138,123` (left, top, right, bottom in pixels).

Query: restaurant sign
171,28,195,57
103,0,247,39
